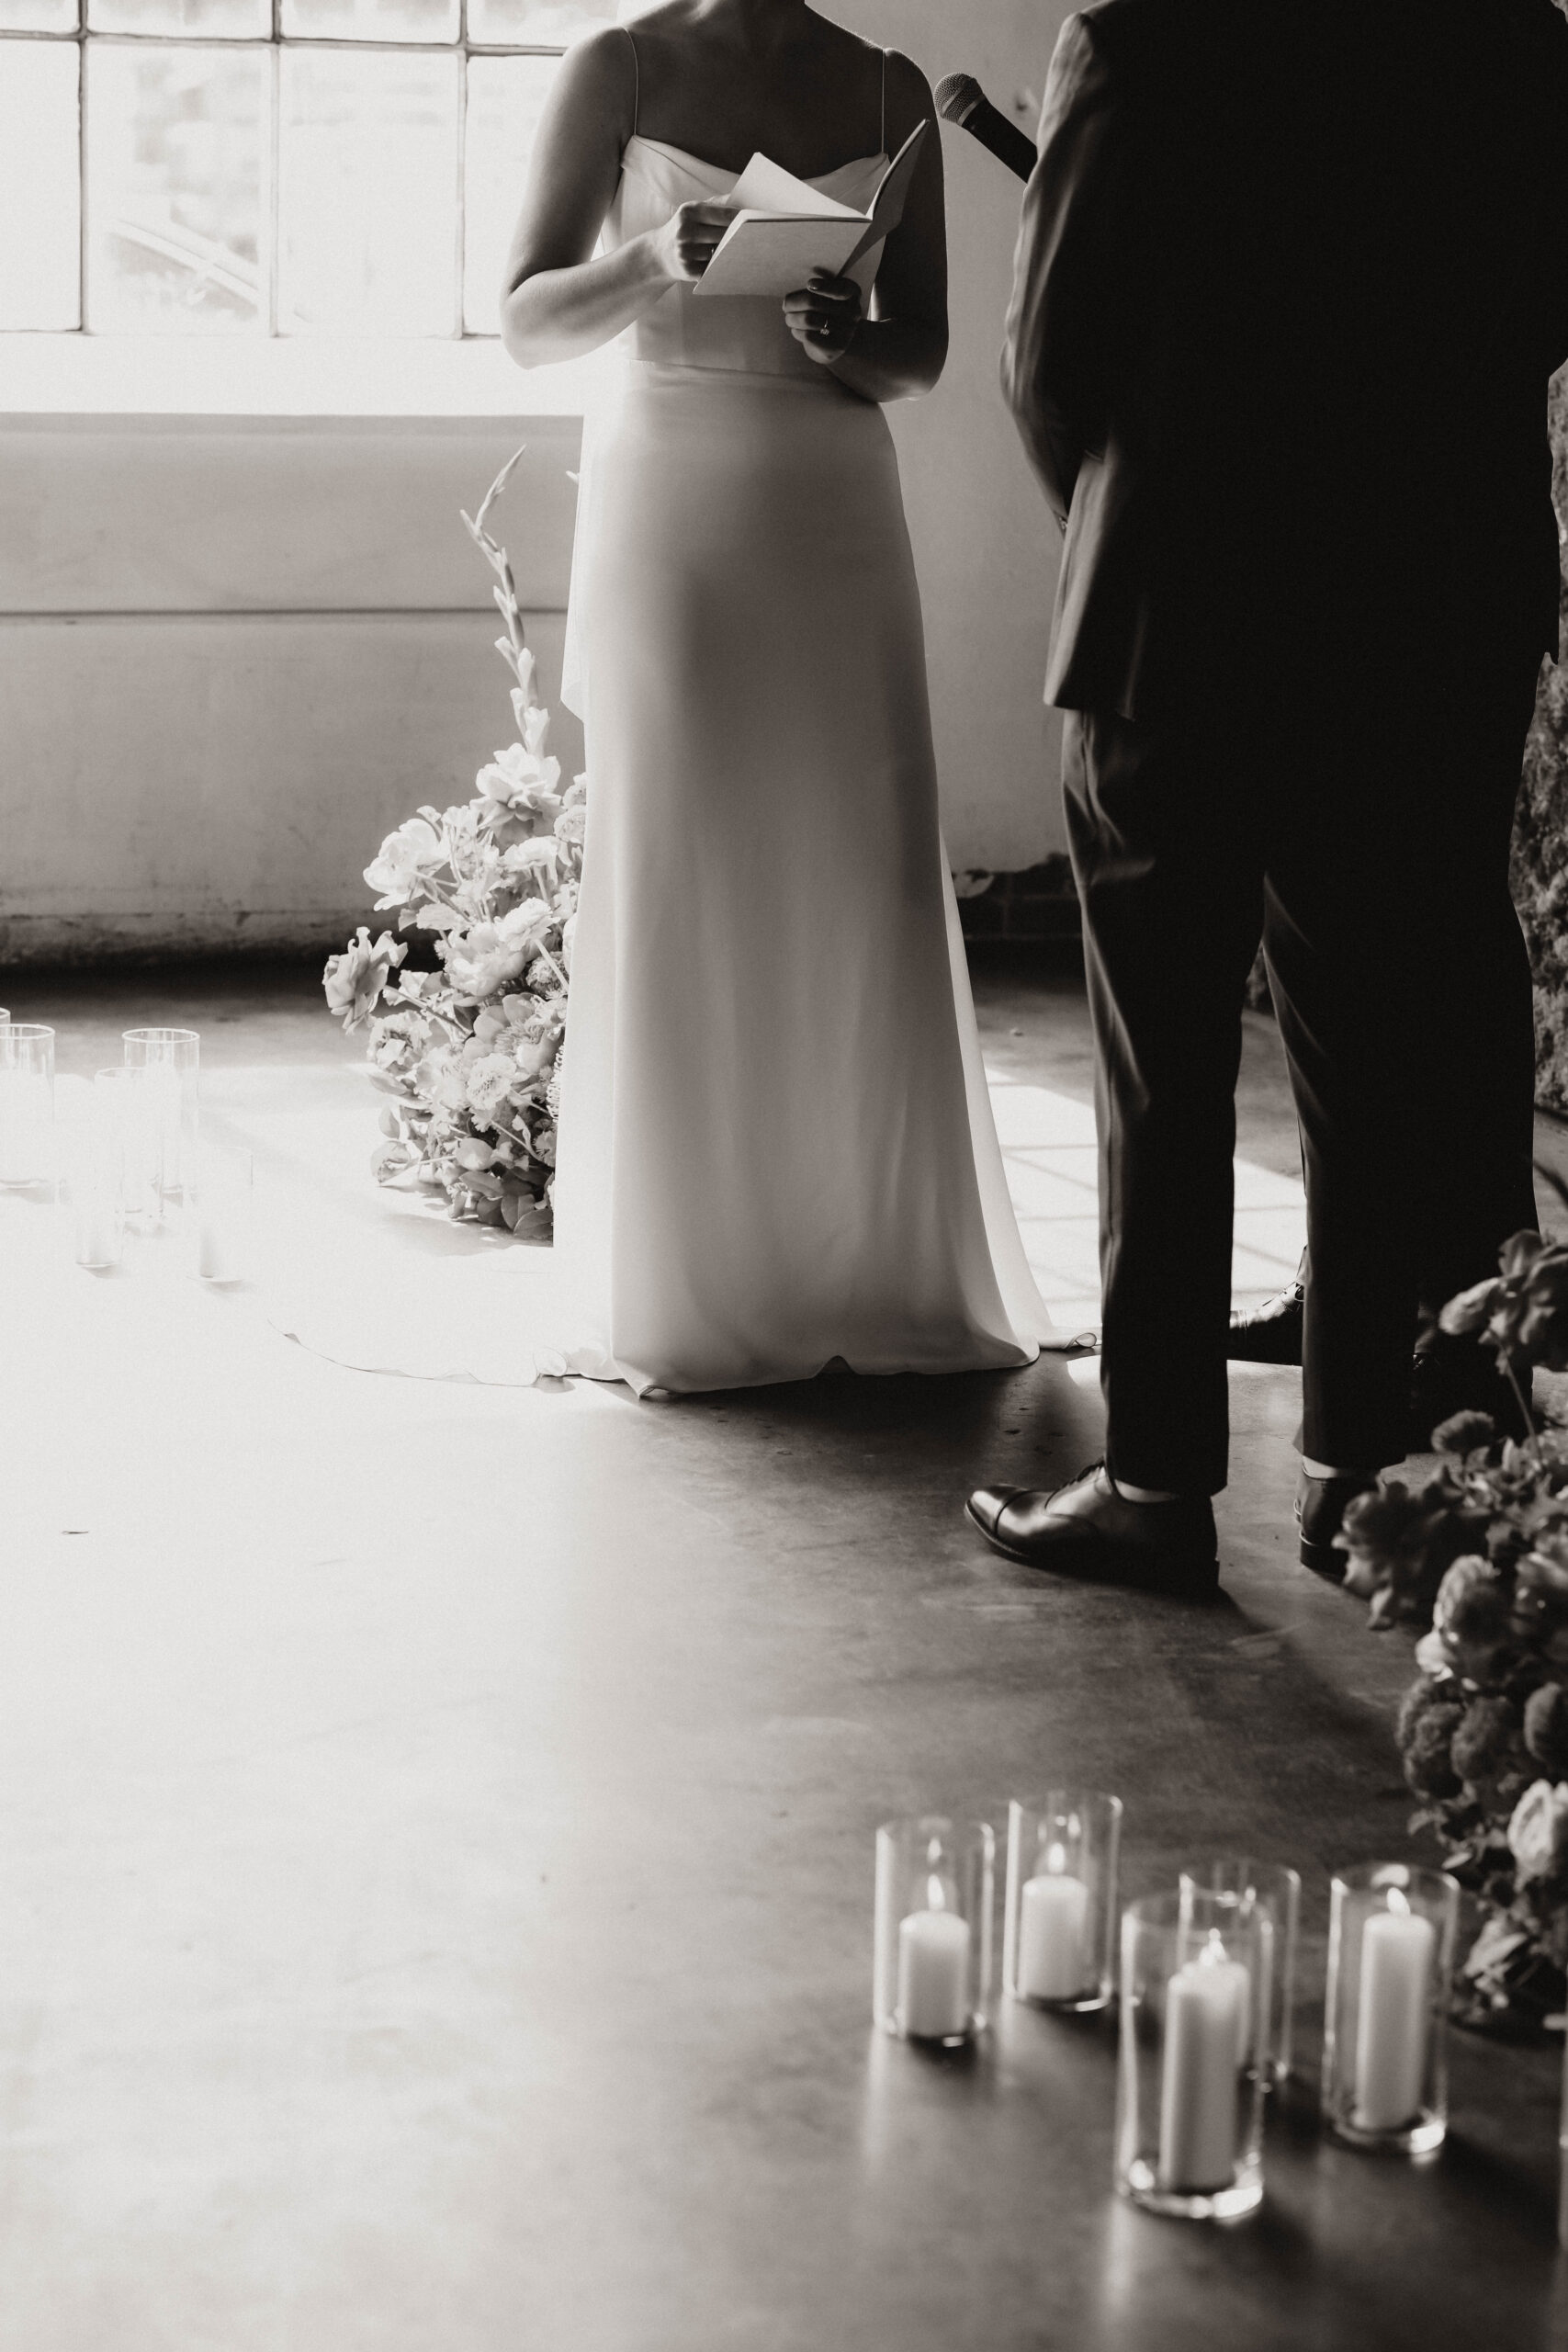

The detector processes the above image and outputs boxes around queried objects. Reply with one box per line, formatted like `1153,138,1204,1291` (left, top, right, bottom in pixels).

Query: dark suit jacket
1002,0,1568,721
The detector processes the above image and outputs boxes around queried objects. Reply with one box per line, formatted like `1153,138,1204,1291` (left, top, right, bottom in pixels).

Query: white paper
694,212,868,300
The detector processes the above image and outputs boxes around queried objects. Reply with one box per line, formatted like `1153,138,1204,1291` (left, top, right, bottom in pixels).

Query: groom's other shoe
965,1467,1219,1596
1227,1277,1304,1364
1296,1468,1378,1578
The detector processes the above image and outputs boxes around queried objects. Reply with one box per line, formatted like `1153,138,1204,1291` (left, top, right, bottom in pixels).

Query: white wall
845,0,1073,873
0,0,1071,966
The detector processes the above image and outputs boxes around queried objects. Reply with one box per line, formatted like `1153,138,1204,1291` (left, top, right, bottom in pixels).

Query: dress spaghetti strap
880,47,886,153
625,23,639,137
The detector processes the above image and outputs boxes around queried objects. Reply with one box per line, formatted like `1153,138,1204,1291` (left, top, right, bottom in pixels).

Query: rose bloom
1506,1778,1568,1883
323,927,406,1030
364,817,444,909
554,805,587,848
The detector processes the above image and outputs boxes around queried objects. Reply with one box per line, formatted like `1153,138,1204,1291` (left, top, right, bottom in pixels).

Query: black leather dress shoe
965,1465,1220,1595
1227,1280,1304,1364
1296,1467,1378,1577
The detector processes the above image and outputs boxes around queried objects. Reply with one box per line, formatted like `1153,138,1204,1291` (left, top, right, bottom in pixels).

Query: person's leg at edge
1069,704,1263,1498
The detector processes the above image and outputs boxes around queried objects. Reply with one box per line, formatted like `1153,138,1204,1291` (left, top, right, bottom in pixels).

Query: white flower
365,818,444,908
1413,1630,1452,1679
554,805,586,848
513,1030,557,1082
323,927,407,1030
1507,1779,1568,1882
464,1053,518,1120
476,740,563,820
502,837,559,885
444,899,553,999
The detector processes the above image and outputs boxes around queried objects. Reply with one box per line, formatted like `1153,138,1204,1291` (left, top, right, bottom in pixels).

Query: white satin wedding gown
275,127,1051,1396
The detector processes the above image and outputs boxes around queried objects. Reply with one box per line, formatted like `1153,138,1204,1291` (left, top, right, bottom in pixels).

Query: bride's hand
783,272,864,363
647,202,736,285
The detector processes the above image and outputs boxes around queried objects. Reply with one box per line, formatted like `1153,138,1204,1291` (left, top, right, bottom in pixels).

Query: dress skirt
553,358,1048,1392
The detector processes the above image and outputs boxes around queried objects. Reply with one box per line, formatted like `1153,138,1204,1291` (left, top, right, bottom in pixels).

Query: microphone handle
953,97,1037,184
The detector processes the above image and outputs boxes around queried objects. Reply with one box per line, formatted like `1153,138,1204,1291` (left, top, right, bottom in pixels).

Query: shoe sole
963,1500,1221,1596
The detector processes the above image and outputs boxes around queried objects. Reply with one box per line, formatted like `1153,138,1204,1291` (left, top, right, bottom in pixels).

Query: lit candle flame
1387,1886,1410,1918
1046,1841,1067,1876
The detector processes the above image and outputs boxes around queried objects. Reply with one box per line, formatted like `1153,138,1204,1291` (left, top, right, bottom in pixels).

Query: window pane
468,0,615,41
88,0,270,31
0,41,80,327
464,53,553,334
278,49,458,336
281,0,458,41
0,0,76,30
85,45,267,333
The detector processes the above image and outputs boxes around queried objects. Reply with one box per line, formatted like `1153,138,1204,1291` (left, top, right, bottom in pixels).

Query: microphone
934,73,1037,184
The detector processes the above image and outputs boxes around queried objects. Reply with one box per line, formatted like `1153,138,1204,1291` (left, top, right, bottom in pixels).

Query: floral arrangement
1339,1216,1568,2030
322,448,583,1236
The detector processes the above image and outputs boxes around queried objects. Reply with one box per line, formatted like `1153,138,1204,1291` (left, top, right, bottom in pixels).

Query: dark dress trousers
1002,0,1568,1488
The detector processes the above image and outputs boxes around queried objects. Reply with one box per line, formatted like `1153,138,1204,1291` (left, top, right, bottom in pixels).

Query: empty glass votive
122,1027,199,1201
1322,1862,1458,2155
1004,1790,1122,2012
1179,1857,1301,2088
1116,1889,1267,2221
192,1143,253,1283
873,1816,994,2045
93,1066,164,1230
62,1112,124,1271
0,1024,55,1187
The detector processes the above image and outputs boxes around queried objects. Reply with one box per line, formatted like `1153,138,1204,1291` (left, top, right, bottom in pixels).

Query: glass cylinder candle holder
122,1027,199,1203
1004,1790,1122,2012
873,1816,994,2045
1116,1890,1267,2221
1179,1857,1301,2089
0,1023,55,1188
192,1143,254,1283
1322,1862,1458,2155
93,1067,164,1232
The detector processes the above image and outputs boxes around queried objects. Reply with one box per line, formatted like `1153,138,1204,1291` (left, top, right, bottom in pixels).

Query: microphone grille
934,72,983,125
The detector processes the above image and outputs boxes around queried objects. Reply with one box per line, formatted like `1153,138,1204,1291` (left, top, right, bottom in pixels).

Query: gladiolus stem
1505,1351,1539,1441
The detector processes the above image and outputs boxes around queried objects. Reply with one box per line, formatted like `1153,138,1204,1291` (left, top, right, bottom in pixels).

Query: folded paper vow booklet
694,119,929,300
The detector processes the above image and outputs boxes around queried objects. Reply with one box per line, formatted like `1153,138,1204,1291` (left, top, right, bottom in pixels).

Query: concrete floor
1,951,1565,2352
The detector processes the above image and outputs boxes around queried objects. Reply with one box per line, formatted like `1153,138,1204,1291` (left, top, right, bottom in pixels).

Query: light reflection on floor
986,1066,1305,1334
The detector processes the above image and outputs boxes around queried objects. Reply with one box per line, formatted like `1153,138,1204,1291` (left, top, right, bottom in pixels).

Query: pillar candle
1157,1946,1248,2193
1353,1905,1435,2132
1018,1868,1090,2000
897,1908,971,2040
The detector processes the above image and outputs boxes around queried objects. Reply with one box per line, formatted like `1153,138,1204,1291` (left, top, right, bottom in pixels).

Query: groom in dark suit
967,0,1568,1589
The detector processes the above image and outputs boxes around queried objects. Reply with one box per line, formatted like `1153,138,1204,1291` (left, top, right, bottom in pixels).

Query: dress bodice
605,136,888,379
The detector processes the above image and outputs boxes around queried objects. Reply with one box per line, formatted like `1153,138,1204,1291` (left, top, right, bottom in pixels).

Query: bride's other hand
783,272,865,363
649,202,736,285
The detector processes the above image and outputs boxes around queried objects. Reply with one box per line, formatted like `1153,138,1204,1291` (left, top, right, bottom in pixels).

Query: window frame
0,0,585,345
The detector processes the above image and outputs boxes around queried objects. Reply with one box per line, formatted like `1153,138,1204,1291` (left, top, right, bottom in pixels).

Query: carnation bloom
464,1052,519,1120
1506,1778,1568,1883
322,927,407,1030
365,817,445,909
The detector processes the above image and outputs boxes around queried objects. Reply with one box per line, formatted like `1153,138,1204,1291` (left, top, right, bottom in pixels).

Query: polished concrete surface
2,953,1565,2351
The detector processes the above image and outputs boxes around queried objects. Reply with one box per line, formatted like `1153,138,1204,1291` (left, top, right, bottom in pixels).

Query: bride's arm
499,32,731,368
782,50,949,403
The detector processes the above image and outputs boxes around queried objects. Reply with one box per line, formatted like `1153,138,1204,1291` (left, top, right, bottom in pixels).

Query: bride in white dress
280,0,1051,1396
